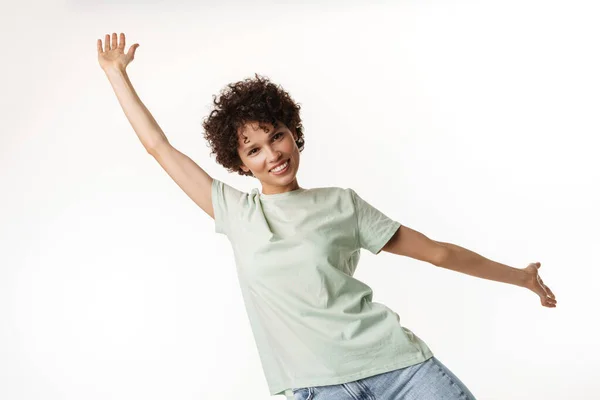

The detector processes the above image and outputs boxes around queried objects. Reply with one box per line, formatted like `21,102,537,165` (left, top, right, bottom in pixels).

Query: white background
1,0,598,399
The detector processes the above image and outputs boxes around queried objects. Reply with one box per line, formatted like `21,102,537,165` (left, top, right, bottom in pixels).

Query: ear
239,163,250,173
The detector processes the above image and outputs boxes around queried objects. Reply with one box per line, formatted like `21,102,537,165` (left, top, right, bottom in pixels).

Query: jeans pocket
292,387,314,400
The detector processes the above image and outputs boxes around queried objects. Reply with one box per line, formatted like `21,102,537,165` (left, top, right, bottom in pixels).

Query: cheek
248,157,267,172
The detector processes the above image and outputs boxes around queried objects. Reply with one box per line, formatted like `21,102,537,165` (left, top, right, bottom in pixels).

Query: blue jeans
287,357,477,400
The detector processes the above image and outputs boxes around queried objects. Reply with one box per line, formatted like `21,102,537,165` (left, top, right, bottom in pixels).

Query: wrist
103,66,127,77
516,268,530,288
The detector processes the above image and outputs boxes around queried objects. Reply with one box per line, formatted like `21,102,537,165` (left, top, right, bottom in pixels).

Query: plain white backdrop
1,0,598,399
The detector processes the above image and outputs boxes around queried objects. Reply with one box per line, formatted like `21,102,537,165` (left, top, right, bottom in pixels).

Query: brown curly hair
202,73,306,177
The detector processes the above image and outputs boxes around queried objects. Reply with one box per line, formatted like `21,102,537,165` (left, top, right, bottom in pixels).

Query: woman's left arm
436,241,557,308
381,226,557,308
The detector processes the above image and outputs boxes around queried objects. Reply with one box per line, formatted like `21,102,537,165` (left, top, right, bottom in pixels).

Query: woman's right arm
99,33,214,219
103,67,168,151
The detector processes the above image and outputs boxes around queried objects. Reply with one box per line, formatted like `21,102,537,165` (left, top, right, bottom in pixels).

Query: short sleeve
349,189,402,255
211,178,246,235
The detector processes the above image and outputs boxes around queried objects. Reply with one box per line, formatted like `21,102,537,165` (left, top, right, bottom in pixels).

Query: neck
261,179,301,195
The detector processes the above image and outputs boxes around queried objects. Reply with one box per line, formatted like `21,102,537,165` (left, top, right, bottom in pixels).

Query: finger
544,284,556,300
536,284,555,307
535,276,548,296
97,38,102,53
541,296,556,307
119,32,125,49
104,34,110,52
540,298,549,307
112,32,117,50
537,273,556,300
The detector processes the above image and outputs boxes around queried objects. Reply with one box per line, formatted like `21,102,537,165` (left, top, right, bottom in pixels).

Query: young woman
97,33,557,400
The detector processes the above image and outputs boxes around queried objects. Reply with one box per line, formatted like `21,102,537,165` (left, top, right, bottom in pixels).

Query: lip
269,158,289,172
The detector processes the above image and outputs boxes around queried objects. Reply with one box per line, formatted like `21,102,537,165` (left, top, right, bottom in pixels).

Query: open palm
97,32,139,72
523,262,557,308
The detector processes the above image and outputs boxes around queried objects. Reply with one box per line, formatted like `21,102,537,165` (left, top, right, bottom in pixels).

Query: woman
97,33,557,400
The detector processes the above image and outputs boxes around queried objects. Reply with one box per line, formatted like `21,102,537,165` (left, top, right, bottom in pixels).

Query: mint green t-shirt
211,179,434,397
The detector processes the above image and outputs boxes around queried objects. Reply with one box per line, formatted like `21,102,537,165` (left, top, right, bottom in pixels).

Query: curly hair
202,73,305,177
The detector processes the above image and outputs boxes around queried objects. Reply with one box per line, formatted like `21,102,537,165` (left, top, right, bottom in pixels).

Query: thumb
127,43,140,59
529,261,541,270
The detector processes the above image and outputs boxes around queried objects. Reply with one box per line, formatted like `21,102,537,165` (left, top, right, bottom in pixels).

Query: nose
266,147,282,162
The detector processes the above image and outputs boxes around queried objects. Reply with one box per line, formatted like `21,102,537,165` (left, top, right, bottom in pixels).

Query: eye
247,133,284,156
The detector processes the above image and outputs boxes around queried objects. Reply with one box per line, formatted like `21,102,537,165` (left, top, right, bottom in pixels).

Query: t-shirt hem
269,350,434,397
374,221,402,255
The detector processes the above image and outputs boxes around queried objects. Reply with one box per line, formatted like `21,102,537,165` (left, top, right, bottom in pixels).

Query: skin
97,32,557,309
237,120,302,195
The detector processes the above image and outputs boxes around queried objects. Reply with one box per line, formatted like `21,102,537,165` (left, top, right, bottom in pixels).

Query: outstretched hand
522,262,557,308
97,32,140,72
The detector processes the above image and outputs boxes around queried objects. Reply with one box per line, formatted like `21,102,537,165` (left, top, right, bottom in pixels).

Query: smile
270,159,290,175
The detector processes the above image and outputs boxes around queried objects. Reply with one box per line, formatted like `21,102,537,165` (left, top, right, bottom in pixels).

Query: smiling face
237,120,301,195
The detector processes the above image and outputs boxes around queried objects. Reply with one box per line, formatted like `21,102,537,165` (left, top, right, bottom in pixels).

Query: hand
97,32,140,72
522,262,557,308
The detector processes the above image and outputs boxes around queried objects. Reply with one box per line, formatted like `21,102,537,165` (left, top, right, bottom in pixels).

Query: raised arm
98,33,165,151
97,32,214,219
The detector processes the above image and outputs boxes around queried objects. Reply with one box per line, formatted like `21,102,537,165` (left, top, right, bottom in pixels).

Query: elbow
146,140,170,156
432,242,451,267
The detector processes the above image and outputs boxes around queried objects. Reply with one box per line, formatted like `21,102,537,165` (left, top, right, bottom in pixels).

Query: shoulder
212,178,251,209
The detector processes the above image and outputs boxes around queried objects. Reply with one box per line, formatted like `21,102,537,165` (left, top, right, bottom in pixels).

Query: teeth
271,160,288,172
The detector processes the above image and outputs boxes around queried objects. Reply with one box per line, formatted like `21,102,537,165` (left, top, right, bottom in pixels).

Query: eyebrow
243,129,280,149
